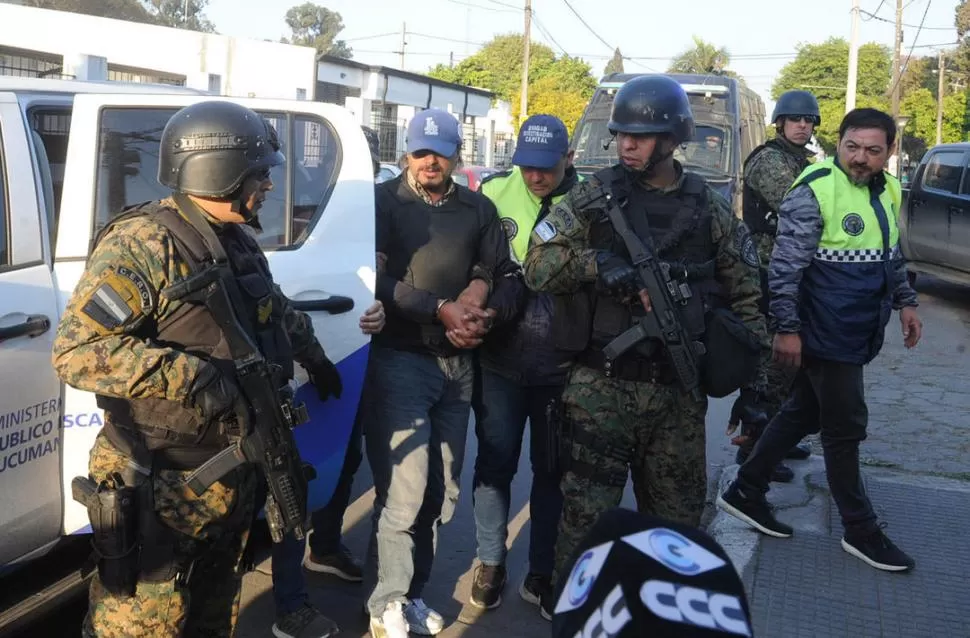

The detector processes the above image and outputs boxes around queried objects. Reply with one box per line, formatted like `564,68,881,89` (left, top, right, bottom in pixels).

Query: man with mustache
467,114,579,617
523,75,768,594
718,108,923,573
365,108,523,638
732,90,822,483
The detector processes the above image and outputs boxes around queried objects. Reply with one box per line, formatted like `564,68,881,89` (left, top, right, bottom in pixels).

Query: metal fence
0,47,73,80
492,132,516,170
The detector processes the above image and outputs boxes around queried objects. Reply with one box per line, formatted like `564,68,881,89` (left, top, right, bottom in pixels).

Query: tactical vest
742,139,810,235
583,167,717,375
94,201,294,466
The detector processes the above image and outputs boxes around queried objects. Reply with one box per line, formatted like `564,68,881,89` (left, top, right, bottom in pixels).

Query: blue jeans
471,366,563,576
363,344,473,617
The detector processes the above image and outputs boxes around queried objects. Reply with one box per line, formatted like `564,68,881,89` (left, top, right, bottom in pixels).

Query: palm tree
668,36,732,75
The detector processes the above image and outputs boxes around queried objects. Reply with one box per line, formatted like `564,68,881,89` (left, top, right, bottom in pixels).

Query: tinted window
94,108,341,250
922,151,964,194
0,128,7,266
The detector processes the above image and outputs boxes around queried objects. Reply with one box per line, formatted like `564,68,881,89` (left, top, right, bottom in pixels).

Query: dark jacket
373,174,524,357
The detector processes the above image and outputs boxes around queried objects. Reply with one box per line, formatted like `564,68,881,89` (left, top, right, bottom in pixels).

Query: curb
706,463,760,579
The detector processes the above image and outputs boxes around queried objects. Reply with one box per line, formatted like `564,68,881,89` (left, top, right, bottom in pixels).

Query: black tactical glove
595,251,639,299
187,363,249,436
728,388,768,447
307,357,342,402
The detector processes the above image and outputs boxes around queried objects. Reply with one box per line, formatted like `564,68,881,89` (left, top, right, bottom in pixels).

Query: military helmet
607,75,695,143
771,90,821,125
158,101,284,199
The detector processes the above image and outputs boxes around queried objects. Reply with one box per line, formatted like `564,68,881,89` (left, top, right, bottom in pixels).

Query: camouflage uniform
523,167,768,581
53,201,326,637
743,138,813,418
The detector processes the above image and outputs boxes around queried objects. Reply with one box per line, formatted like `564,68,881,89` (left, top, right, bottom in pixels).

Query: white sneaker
404,598,445,635
369,601,408,638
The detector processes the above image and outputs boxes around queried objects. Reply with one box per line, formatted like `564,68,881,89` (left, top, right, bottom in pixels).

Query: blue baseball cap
406,108,463,157
513,114,570,169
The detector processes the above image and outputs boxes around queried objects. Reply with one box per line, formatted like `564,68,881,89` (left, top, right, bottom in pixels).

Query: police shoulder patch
841,212,865,236
734,224,760,268
78,267,154,333
534,219,558,243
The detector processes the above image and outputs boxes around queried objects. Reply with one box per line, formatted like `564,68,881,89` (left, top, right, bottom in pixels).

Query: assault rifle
575,186,707,401
164,194,314,544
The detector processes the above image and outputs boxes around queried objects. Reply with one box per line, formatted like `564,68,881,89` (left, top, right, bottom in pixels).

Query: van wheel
907,271,917,287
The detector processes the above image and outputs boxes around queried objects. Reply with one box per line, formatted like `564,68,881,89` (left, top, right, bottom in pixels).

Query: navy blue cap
512,114,569,168
552,508,752,638
406,108,462,157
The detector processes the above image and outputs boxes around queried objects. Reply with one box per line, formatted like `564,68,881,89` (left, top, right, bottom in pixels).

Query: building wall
0,3,316,99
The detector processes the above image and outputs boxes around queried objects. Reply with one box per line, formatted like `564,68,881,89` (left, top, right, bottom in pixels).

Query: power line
445,0,517,12
559,0,614,51
862,0,887,20
344,32,399,42
889,0,933,98
859,8,953,29
408,31,485,46
531,13,569,56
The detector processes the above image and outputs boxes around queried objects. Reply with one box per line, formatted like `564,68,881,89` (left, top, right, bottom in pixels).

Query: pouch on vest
551,288,594,355
702,307,762,398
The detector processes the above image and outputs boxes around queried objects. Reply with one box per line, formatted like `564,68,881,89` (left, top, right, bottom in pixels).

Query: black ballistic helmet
608,75,695,144
771,90,821,124
158,100,284,199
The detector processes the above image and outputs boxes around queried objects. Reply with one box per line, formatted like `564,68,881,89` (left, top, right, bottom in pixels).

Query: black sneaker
304,544,363,582
469,563,507,610
539,588,554,621
735,449,795,483
717,481,793,538
519,572,551,607
841,526,915,572
272,603,339,638
786,442,812,460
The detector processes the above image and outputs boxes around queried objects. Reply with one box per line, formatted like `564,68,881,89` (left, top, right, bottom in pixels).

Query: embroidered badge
501,217,519,241
734,225,760,268
842,213,865,236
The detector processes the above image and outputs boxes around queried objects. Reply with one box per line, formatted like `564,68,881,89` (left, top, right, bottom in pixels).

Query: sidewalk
711,456,970,638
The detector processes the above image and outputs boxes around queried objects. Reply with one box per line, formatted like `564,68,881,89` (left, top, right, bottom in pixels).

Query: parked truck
899,142,970,285
0,76,376,633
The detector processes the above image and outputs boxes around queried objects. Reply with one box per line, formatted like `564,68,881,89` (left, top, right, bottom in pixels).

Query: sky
204,0,962,114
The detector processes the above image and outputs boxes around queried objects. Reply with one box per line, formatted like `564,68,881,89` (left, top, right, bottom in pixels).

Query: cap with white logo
406,108,463,158
552,508,753,638
512,114,569,169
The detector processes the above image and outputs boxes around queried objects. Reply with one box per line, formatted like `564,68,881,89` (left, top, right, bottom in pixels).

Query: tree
604,47,624,75
283,2,352,58
429,34,557,104
511,56,597,134
23,0,158,25
146,0,215,32
668,36,732,75
772,38,892,151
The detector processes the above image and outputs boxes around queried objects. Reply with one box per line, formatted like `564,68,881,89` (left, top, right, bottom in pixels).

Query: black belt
578,348,678,385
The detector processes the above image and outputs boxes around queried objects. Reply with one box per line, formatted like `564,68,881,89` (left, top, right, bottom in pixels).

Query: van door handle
290,296,355,315
0,314,51,342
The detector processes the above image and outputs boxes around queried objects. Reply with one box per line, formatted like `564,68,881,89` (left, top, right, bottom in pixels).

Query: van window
922,151,964,194
94,108,342,250
0,129,7,267
27,107,71,250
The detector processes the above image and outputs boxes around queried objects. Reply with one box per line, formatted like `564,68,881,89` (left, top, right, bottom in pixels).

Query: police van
570,72,767,217
0,76,376,630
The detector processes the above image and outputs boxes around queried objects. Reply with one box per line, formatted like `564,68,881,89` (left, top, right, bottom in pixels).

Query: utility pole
449,51,454,68
846,0,861,112
519,0,532,128
396,22,407,69
891,0,903,118
937,49,946,145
